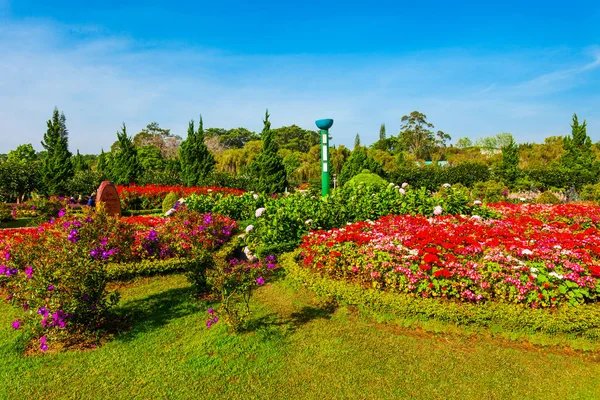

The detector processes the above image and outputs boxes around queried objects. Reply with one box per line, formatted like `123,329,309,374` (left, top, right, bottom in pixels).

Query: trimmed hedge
281,251,600,340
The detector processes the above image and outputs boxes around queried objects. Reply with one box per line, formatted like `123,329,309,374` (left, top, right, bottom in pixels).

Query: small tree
108,124,140,185
495,136,520,184
179,116,216,186
40,108,73,195
96,149,108,178
354,133,361,149
247,110,287,194
562,114,595,171
338,147,384,186
73,150,90,172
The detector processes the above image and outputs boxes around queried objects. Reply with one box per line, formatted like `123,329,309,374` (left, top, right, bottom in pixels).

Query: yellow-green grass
1,274,599,399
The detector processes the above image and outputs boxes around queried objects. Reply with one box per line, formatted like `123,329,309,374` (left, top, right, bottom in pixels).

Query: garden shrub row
281,251,600,340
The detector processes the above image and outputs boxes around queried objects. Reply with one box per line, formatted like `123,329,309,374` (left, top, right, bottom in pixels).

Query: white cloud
0,19,599,155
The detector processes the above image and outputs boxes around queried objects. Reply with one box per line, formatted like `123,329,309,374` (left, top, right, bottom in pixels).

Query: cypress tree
495,137,520,184
73,149,90,172
40,107,73,195
179,115,215,186
247,110,287,194
354,133,361,149
379,124,386,142
108,124,140,185
562,114,595,170
97,149,108,177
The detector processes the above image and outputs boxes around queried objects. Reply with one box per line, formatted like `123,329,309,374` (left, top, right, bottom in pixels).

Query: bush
162,192,179,214
345,170,388,191
0,203,14,222
536,191,562,204
67,170,103,198
472,180,507,203
445,162,491,187
581,183,600,205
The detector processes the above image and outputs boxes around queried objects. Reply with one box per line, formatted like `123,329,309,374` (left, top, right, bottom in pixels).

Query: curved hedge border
105,258,196,281
281,250,600,341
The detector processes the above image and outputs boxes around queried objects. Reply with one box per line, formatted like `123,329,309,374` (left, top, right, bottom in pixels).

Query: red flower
423,253,440,264
433,269,451,278
589,266,600,277
419,264,431,271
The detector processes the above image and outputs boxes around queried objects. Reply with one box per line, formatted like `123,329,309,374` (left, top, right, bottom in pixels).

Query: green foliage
205,127,259,149
272,125,319,153
162,192,179,214
138,170,183,186
581,183,600,205
345,170,388,190
562,114,596,171
96,149,108,178
108,124,141,185
398,111,449,159
0,159,40,202
40,108,74,195
338,147,384,186
281,251,600,340
67,170,103,197
494,137,520,184
72,150,90,172
472,180,507,203
354,133,361,149
0,203,14,221
180,117,216,186
536,191,561,204
247,110,288,194
525,166,596,190
7,144,37,163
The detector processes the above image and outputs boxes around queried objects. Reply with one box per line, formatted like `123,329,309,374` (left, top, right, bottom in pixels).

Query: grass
1,274,600,399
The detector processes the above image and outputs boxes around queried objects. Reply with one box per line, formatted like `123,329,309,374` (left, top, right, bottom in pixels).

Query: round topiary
536,191,561,204
345,170,388,191
162,192,179,214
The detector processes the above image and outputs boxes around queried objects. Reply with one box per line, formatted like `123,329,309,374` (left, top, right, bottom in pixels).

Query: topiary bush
536,191,562,204
345,170,388,191
162,191,179,214
472,180,507,203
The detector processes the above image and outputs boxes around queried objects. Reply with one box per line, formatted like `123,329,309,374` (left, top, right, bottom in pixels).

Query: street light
315,118,334,197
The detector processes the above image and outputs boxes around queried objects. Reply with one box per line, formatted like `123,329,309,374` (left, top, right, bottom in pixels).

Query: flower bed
117,185,245,210
300,204,600,308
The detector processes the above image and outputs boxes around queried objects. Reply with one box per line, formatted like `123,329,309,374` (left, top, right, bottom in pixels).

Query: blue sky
1,0,599,154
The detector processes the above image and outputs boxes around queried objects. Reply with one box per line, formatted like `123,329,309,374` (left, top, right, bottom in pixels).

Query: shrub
536,191,562,204
581,183,600,205
472,180,507,203
345,170,388,191
445,162,491,187
162,192,179,214
0,203,14,222
67,170,103,197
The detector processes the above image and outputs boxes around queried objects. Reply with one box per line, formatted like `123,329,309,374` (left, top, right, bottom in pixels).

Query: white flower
470,215,481,220
442,183,451,188
388,182,395,187
520,197,526,202
402,182,409,189
245,225,254,233
473,200,482,206
305,219,313,225
549,272,564,280
521,249,533,255
243,246,257,262
399,188,406,195
253,193,259,200
165,209,175,216
433,205,443,216
178,198,186,203
530,267,538,273
255,207,266,218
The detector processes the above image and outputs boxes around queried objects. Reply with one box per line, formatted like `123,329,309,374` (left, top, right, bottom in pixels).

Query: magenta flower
11,320,21,330
40,336,48,351
256,277,265,286
25,266,33,279
47,285,55,291
58,208,66,218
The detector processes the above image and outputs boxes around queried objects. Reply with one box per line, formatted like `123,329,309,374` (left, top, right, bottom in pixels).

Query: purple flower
204,214,213,225
37,307,48,316
25,266,33,279
0,265,5,275
47,285,55,291
267,263,276,269
23,303,29,312
52,310,67,328
40,336,48,351
11,320,21,330
58,208,66,218
256,277,265,286
265,255,276,263
207,308,214,314
4,252,10,261
90,248,99,259
147,229,158,242
84,217,93,223
30,205,37,210
67,229,79,243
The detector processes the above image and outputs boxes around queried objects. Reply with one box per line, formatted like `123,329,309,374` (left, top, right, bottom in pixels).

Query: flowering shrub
117,184,245,210
300,204,600,308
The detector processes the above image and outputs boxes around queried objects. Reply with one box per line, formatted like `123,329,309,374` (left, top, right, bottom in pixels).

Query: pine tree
97,149,108,177
40,107,73,195
354,133,361,149
379,124,386,142
338,147,384,186
562,114,595,170
73,149,90,172
108,124,140,185
495,137,520,184
247,110,287,194
179,115,215,186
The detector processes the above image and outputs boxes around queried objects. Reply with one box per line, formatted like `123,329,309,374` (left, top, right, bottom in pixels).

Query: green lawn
1,274,599,399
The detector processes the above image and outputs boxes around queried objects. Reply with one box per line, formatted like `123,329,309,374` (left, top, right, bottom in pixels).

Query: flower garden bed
299,204,600,309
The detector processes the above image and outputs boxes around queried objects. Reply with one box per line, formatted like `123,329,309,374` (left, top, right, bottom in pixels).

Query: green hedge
121,209,163,216
281,251,600,340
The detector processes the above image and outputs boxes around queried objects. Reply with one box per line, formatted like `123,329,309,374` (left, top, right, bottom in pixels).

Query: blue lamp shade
315,118,334,130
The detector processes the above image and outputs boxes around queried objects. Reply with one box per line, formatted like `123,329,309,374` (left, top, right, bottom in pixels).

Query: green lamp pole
315,118,334,197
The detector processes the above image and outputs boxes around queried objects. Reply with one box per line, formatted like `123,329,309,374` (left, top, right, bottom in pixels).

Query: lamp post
315,118,334,197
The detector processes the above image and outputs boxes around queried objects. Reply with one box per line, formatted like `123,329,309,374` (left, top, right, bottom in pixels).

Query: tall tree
247,110,287,194
495,136,520,184
354,133,361,149
179,116,216,186
562,114,595,170
108,124,140,185
379,124,386,142
338,147,384,186
73,149,90,172
398,111,445,160
40,107,73,195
